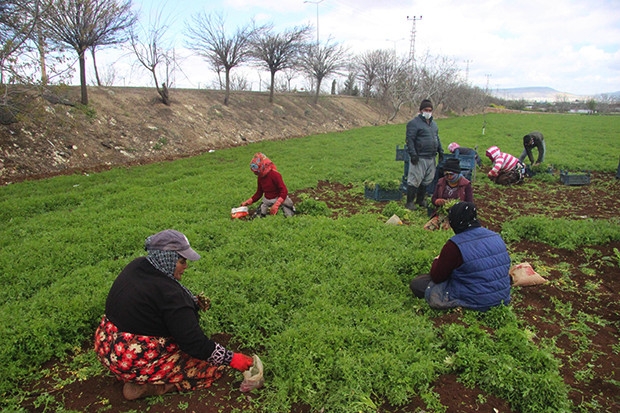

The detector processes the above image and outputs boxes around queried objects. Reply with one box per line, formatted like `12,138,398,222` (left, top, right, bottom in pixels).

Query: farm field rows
1,113,619,412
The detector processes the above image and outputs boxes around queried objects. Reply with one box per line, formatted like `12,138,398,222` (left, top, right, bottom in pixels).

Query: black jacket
406,114,444,159
105,257,217,361
521,131,545,164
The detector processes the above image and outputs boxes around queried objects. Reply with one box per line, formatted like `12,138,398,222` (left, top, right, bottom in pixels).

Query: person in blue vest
409,202,511,311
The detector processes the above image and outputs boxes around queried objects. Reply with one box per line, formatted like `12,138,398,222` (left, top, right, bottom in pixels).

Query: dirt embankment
0,88,412,185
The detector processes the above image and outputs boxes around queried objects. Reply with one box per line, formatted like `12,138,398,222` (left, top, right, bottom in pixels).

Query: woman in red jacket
241,153,295,217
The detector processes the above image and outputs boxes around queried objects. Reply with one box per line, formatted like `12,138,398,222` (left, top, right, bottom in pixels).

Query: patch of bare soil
19,173,620,413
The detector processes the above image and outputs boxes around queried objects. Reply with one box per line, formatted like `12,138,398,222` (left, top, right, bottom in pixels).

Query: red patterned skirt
94,316,225,391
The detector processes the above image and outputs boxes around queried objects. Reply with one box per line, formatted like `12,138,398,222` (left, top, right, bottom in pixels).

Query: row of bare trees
1,0,135,109
1,0,487,119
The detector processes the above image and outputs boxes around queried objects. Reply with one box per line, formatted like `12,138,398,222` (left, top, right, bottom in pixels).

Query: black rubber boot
415,185,427,208
405,185,417,210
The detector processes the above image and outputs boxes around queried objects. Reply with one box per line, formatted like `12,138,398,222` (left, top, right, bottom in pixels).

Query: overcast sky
93,0,620,96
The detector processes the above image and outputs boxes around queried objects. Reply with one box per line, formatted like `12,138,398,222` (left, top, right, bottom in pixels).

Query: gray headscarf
145,236,198,306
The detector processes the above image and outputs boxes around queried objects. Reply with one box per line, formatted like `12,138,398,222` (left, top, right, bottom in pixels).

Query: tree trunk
224,69,230,106
37,26,48,86
151,70,169,105
269,70,276,103
91,48,102,87
160,82,170,105
78,50,88,105
313,78,322,105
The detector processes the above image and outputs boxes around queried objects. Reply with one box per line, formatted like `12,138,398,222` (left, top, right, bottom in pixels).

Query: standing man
519,131,545,166
405,99,444,210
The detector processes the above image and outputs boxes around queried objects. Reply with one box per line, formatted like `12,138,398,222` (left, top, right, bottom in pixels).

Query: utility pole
304,0,324,45
385,37,404,52
483,73,491,135
464,59,472,83
406,15,422,68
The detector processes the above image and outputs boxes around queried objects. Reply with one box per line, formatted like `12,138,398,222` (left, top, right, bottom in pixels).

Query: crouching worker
447,142,482,167
485,145,526,185
94,229,255,400
424,158,473,231
241,152,295,217
519,131,545,166
410,202,511,311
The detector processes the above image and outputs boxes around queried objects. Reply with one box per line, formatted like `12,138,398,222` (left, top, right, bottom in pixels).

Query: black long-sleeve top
521,131,545,164
105,257,218,361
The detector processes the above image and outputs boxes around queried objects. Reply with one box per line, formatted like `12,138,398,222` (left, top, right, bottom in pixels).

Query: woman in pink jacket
485,146,526,185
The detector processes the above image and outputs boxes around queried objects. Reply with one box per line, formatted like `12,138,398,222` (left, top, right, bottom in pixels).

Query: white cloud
81,0,620,95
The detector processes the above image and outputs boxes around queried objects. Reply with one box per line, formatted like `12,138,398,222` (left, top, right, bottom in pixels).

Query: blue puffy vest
425,227,511,311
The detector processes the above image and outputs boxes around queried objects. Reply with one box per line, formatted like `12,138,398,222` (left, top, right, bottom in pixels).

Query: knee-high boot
415,185,427,207
405,185,417,210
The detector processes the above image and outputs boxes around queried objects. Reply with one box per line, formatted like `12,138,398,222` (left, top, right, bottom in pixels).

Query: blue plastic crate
395,145,408,161
364,185,403,201
560,170,590,186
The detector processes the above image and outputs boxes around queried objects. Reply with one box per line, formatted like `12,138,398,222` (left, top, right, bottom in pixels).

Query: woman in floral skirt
94,229,255,400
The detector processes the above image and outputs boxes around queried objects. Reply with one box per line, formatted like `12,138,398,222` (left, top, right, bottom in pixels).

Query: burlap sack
509,262,547,286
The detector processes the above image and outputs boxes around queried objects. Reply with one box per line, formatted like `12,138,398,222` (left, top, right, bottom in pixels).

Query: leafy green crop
501,216,620,249
294,193,332,216
3,112,618,411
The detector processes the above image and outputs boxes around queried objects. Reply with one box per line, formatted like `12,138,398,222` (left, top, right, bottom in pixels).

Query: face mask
422,111,432,120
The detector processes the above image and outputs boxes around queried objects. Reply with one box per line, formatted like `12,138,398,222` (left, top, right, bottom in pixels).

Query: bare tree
0,0,41,84
299,38,349,105
281,68,297,92
185,12,258,106
0,0,42,123
43,0,136,105
250,24,311,103
130,9,176,105
88,1,134,87
356,49,384,103
443,83,487,113
371,49,415,121
416,52,460,110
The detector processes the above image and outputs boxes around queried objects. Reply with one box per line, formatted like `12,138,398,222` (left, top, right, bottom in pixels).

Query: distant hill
490,87,584,102
490,87,620,102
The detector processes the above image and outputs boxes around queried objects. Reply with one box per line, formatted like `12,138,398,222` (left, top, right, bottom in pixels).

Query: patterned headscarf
448,202,481,234
250,152,277,177
145,236,198,306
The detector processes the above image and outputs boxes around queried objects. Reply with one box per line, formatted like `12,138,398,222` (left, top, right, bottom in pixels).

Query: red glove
241,198,253,207
270,198,283,215
230,353,254,372
435,198,446,206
